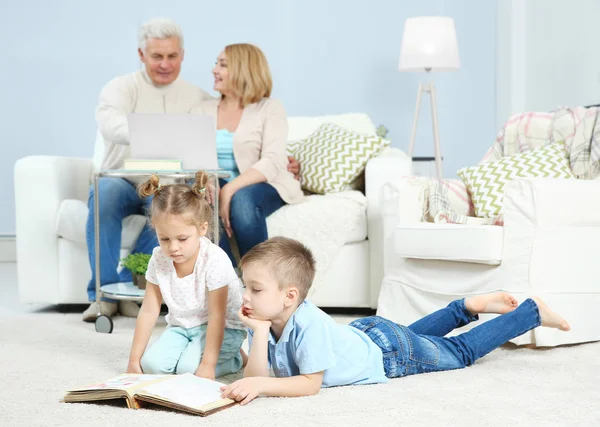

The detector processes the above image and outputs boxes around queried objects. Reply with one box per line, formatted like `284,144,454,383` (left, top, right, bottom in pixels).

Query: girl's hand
219,185,235,238
195,362,216,380
127,360,143,374
238,307,271,331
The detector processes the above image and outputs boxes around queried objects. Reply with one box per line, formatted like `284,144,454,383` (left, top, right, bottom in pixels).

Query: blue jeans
218,179,285,266
85,178,158,302
350,298,541,378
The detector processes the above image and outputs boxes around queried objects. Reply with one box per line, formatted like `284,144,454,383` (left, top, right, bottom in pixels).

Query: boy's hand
238,307,271,331
195,362,216,380
220,377,264,406
127,360,143,374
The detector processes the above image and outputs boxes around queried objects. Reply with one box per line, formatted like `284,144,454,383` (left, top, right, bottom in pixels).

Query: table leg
214,173,220,244
94,174,101,314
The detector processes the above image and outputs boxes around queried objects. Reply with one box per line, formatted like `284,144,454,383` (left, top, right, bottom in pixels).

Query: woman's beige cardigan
192,98,304,205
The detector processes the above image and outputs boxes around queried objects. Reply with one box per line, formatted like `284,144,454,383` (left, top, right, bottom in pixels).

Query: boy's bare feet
532,297,571,331
465,292,518,315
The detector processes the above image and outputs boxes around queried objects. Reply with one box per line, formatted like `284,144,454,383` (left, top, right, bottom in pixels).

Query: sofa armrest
14,155,93,303
365,148,412,307
503,177,600,297
505,178,600,227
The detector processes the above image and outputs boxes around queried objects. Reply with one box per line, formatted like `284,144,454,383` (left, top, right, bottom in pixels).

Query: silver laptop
127,113,219,170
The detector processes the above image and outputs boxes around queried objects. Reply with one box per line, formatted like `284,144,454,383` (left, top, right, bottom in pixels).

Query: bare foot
532,297,570,331
240,348,249,367
465,292,518,315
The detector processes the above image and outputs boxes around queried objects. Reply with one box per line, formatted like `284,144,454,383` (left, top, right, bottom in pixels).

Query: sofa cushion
56,199,147,250
395,223,503,265
457,141,574,217
267,191,367,245
293,123,390,194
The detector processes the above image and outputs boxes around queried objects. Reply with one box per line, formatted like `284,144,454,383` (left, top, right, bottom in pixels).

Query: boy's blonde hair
240,237,316,301
223,43,272,107
138,170,213,237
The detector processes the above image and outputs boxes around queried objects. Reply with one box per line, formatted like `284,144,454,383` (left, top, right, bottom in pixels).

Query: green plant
376,124,389,138
121,253,152,276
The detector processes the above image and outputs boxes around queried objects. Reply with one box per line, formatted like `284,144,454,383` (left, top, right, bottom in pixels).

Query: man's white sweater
95,70,213,170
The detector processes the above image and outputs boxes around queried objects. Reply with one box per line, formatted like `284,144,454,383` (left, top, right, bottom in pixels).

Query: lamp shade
399,16,460,71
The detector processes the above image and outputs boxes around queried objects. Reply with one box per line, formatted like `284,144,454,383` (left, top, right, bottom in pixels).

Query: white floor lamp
399,16,460,179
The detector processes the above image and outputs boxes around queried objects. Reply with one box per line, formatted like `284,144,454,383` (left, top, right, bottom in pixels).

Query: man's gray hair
138,18,184,52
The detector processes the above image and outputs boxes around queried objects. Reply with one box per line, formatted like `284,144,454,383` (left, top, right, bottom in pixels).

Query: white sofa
14,113,411,309
377,176,600,347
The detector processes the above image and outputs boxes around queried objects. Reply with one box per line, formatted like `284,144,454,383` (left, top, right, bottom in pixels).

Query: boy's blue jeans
218,179,285,266
85,178,158,302
350,298,541,378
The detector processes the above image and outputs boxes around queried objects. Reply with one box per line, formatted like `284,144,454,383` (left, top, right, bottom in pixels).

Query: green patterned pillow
286,139,302,157
293,123,390,194
457,141,574,217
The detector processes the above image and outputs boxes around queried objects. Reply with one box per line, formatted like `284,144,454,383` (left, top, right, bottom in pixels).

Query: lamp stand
407,75,443,179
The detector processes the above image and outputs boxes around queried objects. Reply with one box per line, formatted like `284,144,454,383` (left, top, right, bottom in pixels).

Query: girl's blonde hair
138,170,213,238
224,43,272,107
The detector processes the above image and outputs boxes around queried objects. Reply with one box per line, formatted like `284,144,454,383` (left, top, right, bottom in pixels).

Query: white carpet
1,260,599,427
2,307,600,427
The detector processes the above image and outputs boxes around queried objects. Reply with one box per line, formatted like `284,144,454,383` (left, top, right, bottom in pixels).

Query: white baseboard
0,235,16,262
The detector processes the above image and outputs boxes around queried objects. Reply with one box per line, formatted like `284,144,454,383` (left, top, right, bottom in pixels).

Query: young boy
220,237,570,405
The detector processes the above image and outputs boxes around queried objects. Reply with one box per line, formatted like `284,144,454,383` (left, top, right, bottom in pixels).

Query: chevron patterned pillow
457,141,574,217
293,123,390,194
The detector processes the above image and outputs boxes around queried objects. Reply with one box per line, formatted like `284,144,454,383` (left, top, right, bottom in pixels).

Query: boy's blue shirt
248,300,388,387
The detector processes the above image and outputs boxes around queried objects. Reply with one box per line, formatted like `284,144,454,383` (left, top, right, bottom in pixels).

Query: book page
137,373,231,409
69,374,169,393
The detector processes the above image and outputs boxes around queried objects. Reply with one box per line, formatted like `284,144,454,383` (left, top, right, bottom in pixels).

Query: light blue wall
0,0,497,234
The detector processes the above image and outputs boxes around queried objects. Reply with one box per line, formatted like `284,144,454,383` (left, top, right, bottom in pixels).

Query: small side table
100,282,145,302
92,170,228,333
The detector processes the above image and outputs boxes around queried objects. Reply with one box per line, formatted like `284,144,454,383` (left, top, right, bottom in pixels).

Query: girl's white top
145,237,243,329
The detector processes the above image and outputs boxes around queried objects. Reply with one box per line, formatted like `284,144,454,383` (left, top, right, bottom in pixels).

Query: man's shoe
82,301,118,322
119,300,140,318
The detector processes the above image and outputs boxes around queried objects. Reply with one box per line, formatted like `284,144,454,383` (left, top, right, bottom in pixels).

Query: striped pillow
458,141,574,217
292,123,390,194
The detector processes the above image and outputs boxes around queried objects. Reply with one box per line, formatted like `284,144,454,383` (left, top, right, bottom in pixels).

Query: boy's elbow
306,377,322,395
308,385,321,396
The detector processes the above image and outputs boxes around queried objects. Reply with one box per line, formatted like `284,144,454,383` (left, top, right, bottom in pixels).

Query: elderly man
83,18,300,322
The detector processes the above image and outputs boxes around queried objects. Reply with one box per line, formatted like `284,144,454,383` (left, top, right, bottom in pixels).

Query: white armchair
15,113,412,309
377,177,600,347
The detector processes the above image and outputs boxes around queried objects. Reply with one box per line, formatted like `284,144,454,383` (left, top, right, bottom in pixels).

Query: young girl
127,171,246,379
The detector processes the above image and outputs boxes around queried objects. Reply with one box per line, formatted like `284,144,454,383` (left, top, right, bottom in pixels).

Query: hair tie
197,187,206,195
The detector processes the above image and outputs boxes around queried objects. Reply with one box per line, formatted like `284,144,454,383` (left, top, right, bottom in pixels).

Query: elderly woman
194,43,304,264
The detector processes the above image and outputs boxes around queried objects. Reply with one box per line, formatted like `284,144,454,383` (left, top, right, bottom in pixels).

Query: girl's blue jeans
141,325,246,376
350,298,541,378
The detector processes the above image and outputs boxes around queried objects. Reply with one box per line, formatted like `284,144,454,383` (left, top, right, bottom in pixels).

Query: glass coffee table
100,282,146,301
94,282,145,334
92,169,228,333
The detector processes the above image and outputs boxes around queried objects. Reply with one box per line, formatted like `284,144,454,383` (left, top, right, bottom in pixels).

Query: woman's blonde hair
138,170,213,237
223,43,272,107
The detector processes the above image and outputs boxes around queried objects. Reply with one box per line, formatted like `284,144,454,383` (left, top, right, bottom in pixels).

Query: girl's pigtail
137,174,161,197
192,170,210,200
